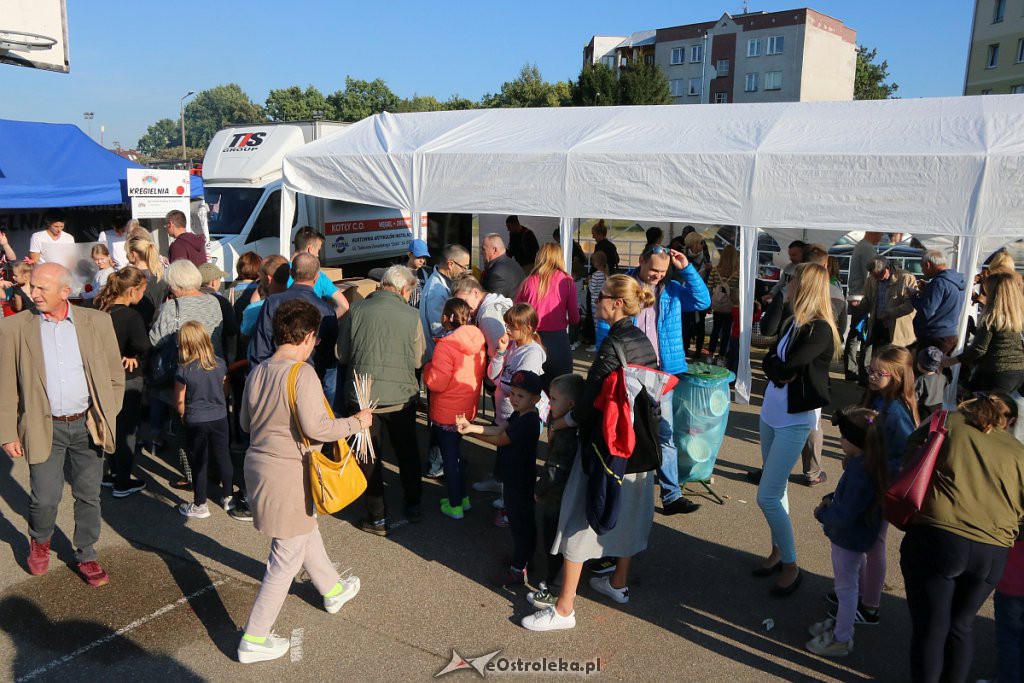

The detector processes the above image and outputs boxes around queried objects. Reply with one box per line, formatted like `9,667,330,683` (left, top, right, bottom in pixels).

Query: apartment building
583,8,856,104
964,0,1024,95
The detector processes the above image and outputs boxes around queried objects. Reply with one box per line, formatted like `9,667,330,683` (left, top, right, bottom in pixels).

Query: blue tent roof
0,118,203,208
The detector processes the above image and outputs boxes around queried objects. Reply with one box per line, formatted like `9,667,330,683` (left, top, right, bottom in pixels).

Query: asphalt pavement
0,356,997,682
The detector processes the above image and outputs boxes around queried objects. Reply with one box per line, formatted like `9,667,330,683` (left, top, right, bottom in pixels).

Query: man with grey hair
250,252,338,395
480,233,525,300
861,255,919,357
338,264,425,534
420,244,472,362
0,263,124,587
911,249,965,355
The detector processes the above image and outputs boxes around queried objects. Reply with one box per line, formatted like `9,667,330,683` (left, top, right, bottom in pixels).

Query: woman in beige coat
236,299,372,664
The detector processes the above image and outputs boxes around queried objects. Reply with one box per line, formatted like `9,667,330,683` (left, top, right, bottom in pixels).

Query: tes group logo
223,131,267,152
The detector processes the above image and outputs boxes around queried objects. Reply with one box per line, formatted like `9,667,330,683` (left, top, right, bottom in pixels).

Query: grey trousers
29,419,104,563
801,425,823,478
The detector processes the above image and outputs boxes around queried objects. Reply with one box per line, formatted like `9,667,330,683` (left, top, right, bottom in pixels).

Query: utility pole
83,111,94,138
180,90,195,163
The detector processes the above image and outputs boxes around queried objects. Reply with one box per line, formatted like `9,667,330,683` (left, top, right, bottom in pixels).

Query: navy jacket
871,395,918,476
248,283,337,380
815,456,884,553
912,269,965,339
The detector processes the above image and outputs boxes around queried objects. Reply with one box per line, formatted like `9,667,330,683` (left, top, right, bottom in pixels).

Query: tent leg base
683,479,724,505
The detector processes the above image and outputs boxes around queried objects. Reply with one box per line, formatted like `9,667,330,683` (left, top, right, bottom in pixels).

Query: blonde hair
988,250,1016,274
127,238,163,279
604,274,656,316
980,271,1024,333
717,245,738,279
178,321,218,371
91,243,111,260
684,232,705,252
590,250,608,274
529,242,568,298
790,262,842,357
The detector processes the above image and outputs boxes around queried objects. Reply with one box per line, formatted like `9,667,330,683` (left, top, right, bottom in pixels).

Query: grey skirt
551,451,655,563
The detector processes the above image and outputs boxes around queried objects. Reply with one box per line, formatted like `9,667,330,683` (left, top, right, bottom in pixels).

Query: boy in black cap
914,346,947,420
458,370,543,586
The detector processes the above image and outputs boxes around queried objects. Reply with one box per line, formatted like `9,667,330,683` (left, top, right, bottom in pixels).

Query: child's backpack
711,280,733,313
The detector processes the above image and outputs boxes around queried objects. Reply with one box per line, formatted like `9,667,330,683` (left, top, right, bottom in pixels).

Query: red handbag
884,409,948,530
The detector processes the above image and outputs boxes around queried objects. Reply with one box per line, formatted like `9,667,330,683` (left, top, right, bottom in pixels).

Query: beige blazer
862,269,918,347
0,307,125,464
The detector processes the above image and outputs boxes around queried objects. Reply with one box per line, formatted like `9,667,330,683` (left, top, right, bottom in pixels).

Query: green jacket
337,289,425,409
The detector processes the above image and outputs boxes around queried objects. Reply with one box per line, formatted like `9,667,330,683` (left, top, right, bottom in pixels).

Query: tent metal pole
280,187,297,257
560,217,573,276
736,226,759,404
946,234,981,406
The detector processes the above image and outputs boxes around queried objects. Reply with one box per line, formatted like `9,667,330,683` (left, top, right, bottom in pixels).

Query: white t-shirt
29,230,75,263
98,230,129,269
761,326,821,430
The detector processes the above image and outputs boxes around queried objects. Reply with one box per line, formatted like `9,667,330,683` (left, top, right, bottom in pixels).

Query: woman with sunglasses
514,243,579,386
521,275,661,632
755,263,842,597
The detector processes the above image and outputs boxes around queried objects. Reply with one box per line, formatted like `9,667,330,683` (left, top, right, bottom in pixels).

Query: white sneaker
521,606,576,631
221,496,237,511
179,502,211,519
492,497,505,510
589,576,629,604
808,617,836,637
324,576,361,614
472,478,503,494
237,632,290,663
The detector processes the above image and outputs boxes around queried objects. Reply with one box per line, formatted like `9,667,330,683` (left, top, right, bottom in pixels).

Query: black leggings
111,376,144,487
541,512,563,586
708,311,732,357
900,525,1009,683
184,417,233,506
684,309,708,356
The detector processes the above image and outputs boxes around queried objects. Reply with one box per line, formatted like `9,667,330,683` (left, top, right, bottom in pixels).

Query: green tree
481,64,567,108
618,62,672,105
137,118,180,156
573,62,620,106
441,94,476,110
395,94,444,113
265,85,332,121
183,84,266,149
327,77,400,122
854,46,899,100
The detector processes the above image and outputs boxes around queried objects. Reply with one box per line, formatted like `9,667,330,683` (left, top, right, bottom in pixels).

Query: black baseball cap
509,370,543,396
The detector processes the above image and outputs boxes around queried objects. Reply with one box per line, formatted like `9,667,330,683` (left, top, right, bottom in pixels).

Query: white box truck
202,121,426,278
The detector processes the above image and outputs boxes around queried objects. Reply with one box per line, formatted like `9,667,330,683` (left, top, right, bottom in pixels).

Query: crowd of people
1,214,1023,680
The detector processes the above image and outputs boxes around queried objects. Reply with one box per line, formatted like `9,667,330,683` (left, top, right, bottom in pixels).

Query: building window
745,73,758,92
621,56,629,67
601,55,616,69
669,79,687,97
690,44,704,63
715,92,728,104
765,71,783,90
987,44,1000,68
994,0,1006,22
688,78,701,96
645,54,655,65
767,36,785,55
747,39,761,57
1017,38,1024,63
716,60,730,76
670,47,685,65
1012,84,1024,94
982,89,994,95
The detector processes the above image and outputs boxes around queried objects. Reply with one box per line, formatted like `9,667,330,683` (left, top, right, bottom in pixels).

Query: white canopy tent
281,96,1024,403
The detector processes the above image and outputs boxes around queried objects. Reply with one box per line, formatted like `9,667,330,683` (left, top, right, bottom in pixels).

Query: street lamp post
83,111,94,138
180,90,195,164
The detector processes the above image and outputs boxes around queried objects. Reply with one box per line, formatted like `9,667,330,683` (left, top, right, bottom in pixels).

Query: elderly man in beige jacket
0,263,124,587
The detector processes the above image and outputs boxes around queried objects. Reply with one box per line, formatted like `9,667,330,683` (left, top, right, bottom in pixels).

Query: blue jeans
656,386,682,505
323,365,337,408
997,591,1024,683
432,426,465,505
757,419,812,565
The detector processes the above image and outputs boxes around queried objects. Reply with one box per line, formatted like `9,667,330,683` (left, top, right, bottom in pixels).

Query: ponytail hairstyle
90,243,112,267
833,405,890,506
94,266,147,312
504,302,541,345
177,321,217,371
604,274,656,316
959,392,1018,433
863,344,920,427
127,237,163,279
440,297,472,331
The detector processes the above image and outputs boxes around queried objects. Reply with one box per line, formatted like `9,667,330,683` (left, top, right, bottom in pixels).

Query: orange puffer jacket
423,324,487,425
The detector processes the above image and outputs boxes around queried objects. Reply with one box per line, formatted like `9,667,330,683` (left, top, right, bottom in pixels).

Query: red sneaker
77,560,110,587
27,539,50,575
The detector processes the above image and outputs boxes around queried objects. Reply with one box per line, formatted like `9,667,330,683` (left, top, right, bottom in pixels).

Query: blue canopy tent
0,118,203,208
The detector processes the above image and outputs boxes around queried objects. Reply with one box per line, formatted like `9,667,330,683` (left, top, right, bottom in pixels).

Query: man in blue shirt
288,226,349,318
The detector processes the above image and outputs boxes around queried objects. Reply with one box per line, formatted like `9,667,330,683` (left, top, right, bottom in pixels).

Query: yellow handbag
286,363,367,514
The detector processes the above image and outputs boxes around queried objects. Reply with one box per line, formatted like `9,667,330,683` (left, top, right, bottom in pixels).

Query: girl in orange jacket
424,298,487,519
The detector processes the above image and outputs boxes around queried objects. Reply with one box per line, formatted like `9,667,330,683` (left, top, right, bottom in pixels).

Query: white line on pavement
290,628,304,663
15,579,230,682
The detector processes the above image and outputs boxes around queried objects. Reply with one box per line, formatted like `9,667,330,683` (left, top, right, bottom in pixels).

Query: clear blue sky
0,0,975,149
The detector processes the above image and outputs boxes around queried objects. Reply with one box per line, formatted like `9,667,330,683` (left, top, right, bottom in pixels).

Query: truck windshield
204,188,265,235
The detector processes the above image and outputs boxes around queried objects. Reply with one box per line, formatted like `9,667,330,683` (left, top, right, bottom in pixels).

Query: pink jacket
515,271,580,332
423,325,487,425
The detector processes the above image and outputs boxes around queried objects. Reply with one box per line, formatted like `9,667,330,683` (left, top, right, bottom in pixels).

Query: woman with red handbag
899,394,1024,682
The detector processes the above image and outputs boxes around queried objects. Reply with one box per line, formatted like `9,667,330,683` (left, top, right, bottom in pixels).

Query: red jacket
423,325,487,425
